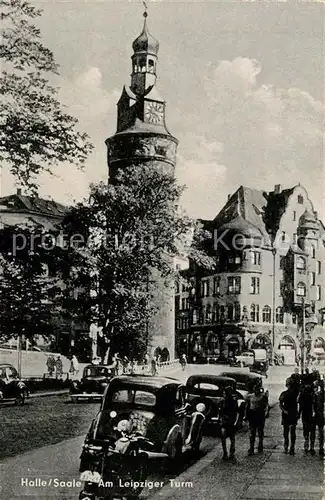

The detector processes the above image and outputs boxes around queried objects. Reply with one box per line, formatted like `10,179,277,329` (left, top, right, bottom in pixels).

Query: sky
1,0,325,221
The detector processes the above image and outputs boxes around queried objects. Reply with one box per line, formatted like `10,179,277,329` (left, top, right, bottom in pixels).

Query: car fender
162,424,182,455
186,411,205,445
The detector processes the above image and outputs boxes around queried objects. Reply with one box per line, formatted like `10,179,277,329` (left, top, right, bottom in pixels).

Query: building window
292,313,297,324
192,310,198,325
317,261,321,274
296,256,306,271
276,307,284,324
316,286,321,301
311,245,316,259
213,276,220,295
311,272,316,286
298,194,304,204
250,251,261,265
250,277,260,294
293,233,297,244
182,282,187,292
212,303,219,323
262,305,271,323
250,304,260,322
181,298,186,310
227,304,234,321
175,281,180,294
202,280,210,297
205,304,212,323
293,211,296,221
281,231,286,242
297,282,306,297
235,256,241,264
227,276,241,294
234,302,241,321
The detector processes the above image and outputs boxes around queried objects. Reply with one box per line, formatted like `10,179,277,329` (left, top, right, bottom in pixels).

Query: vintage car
186,375,246,429
70,364,115,402
0,363,29,406
78,375,205,498
220,370,270,417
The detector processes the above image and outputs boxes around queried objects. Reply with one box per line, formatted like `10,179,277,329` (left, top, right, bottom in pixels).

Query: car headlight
110,410,117,418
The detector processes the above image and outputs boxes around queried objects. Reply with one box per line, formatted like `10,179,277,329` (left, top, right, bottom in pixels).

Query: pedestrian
245,382,268,455
70,354,79,376
46,355,55,377
219,385,238,461
55,355,63,379
180,354,187,371
298,383,314,454
279,377,299,455
151,357,157,376
310,379,324,456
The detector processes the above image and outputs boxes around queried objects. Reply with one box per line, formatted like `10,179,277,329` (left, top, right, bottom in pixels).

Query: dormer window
148,59,155,73
297,282,306,297
298,194,304,204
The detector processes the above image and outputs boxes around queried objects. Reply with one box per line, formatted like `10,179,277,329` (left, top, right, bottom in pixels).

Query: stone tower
105,12,178,359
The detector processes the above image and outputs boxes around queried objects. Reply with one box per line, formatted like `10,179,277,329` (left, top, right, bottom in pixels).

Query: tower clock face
144,101,164,125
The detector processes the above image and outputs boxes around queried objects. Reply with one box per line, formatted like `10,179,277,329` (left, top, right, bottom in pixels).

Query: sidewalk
152,403,324,500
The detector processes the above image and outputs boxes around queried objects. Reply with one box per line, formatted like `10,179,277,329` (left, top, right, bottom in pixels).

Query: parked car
186,374,246,429
79,374,205,469
0,363,29,406
220,370,270,417
235,351,255,367
70,364,115,402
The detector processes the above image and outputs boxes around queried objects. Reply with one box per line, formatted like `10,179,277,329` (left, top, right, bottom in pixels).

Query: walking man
279,377,299,455
246,382,268,455
298,383,314,454
219,386,238,461
310,379,324,456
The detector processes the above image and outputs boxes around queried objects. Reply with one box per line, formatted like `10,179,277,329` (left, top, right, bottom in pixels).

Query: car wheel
15,392,25,406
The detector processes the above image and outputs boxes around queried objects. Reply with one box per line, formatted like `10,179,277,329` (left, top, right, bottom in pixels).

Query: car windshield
84,366,111,377
0,367,7,379
111,388,156,408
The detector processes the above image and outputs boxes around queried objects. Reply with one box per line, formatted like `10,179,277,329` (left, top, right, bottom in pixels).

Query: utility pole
300,296,305,375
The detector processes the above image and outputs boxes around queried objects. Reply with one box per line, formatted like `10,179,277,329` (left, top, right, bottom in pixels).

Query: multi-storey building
175,184,325,365
0,190,90,357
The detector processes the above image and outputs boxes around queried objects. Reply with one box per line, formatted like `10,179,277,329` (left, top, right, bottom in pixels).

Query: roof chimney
16,188,22,195
274,184,282,194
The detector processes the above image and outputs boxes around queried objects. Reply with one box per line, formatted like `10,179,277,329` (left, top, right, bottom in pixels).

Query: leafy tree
58,165,214,361
0,225,63,344
0,0,93,188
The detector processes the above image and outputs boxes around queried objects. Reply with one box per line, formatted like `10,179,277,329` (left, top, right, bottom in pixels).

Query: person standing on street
310,379,324,456
279,377,299,455
151,357,157,376
180,354,187,371
246,382,268,455
298,383,314,454
219,386,238,461
55,355,63,379
290,368,301,397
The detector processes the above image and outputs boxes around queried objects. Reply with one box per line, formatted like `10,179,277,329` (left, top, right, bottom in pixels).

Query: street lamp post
271,247,277,365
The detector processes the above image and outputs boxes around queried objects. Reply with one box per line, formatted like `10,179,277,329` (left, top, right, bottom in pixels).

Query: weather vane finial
143,1,148,18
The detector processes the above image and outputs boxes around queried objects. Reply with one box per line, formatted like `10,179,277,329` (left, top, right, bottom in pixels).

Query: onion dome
218,216,262,238
299,209,319,231
132,12,159,55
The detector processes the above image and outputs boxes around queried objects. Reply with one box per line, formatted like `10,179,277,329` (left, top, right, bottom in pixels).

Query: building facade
106,12,178,359
175,184,325,365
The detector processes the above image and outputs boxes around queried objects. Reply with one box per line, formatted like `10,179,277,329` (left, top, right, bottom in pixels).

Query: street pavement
0,363,323,499
151,403,324,500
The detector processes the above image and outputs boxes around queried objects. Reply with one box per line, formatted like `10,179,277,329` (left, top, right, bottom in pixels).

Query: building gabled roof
0,193,68,219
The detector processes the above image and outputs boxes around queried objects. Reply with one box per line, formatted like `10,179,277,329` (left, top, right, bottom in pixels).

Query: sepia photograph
0,0,324,499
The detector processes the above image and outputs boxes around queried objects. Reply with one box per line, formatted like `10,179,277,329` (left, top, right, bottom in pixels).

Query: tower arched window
206,304,212,323
297,282,306,297
276,307,284,324
296,256,306,271
262,305,271,323
250,304,259,322
212,303,219,323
